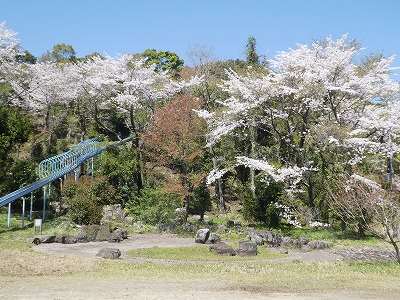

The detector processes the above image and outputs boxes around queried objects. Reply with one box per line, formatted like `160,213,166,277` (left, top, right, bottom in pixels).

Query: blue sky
1,0,399,72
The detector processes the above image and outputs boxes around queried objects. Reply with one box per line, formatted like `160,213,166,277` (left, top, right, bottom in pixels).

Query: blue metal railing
0,136,133,227
38,137,101,179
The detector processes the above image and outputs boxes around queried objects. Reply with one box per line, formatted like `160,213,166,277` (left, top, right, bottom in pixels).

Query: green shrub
67,191,103,225
63,175,120,225
126,187,181,225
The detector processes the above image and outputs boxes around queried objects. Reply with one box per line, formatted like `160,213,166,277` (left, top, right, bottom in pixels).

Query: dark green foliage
126,187,181,225
67,191,103,225
6,159,37,191
0,106,32,163
189,180,212,220
97,146,138,205
239,177,283,226
16,50,37,64
0,106,33,195
63,175,120,225
245,36,260,66
142,49,184,76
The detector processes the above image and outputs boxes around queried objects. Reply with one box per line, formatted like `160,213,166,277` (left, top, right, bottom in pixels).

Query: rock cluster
246,229,334,251
195,229,258,256
27,225,128,245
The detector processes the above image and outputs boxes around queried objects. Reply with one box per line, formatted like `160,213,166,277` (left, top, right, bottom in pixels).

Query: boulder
195,228,210,244
182,223,196,233
216,224,227,234
56,235,77,244
107,232,123,243
281,236,297,247
27,237,41,245
297,236,310,247
95,226,112,242
249,234,264,246
209,242,235,256
236,240,258,256
75,225,130,243
113,227,128,239
207,233,221,244
259,231,282,247
308,240,333,250
124,217,133,225
35,235,56,243
96,248,121,259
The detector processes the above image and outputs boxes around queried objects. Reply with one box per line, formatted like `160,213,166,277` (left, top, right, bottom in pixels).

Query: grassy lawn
126,244,288,261
1,211,400,297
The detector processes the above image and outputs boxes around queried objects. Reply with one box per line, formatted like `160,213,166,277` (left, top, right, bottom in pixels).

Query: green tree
142,49,184,76
16,50,37,64
52,43,76,62
245,36,260,66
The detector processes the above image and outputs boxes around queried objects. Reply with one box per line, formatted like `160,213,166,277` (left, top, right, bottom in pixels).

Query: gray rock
132,221,144,228
96,248,121,259
308,240,333,249
249,234,264,246
95,226,112,242
36,235,56,243
281,236,296,247
216,224,227,234
259,231,282,247
27,237,41,245
124,217,133,225
107,232,122,243
113,227,128,239
182,223,196,233
209,242,235,256
195,228,210,244
207,233,221,244
56,235,77,244
236,240,258,256
298,236,310,246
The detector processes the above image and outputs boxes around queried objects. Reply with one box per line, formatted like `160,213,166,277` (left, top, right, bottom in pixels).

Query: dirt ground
1,234,397,300
33,233,344,263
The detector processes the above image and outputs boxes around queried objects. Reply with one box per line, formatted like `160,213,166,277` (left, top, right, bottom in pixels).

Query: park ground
1,233,400,299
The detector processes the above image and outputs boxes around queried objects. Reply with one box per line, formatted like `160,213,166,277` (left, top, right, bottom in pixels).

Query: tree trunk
210,147,225,212
130,106,144,192
249,126,256,199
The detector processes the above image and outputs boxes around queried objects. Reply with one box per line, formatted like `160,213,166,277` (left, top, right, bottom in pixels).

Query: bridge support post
22,197,25,229
43,186,47,222
91,157,94,176
7,203,11,228
30,192,33,221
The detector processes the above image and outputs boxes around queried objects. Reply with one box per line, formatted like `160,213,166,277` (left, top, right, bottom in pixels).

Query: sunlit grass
126,244,288,261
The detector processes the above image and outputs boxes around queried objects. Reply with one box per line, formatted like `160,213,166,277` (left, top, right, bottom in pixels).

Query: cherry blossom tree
328,173,400,263
0,22,21,82
198,35,399,222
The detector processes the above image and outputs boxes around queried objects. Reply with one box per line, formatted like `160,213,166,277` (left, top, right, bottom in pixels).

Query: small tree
328,174,400,263
144,94,207,221
63,176,120,225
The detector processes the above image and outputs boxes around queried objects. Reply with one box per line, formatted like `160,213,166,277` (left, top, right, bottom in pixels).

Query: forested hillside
1,21,399,255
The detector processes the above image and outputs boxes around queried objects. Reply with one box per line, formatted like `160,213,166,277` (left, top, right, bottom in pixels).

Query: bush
63,175,121,225
126,187,181,225
189,180,212,220
67,191,103,225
